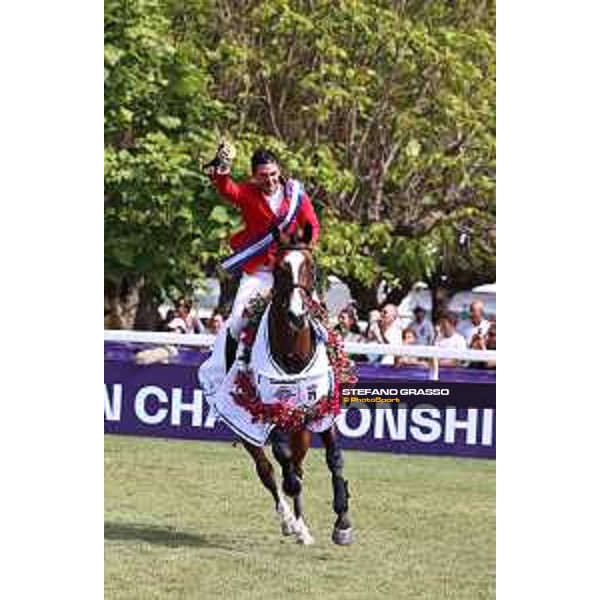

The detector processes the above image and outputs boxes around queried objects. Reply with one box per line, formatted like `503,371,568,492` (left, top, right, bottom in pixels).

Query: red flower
229,291,357,430
240,327,256,346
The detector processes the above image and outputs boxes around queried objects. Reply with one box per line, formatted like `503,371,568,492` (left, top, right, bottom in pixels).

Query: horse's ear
301,224,313,245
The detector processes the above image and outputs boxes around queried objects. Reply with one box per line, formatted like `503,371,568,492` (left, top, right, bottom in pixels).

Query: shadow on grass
104,521,237,550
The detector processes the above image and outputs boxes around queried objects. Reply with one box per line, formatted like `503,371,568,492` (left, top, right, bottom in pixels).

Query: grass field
105,435,495,599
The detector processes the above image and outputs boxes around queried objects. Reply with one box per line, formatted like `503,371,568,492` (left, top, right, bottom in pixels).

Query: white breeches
198,268,273,407
228,269,274,338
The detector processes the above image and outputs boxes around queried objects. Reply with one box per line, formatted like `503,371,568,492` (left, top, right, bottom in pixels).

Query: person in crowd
167,298,204,334
207,309,225,335
461,300,491,347
335,305,368,362
484,322,496,369
335,306,362,341
365,309,383,342
408,305,435,346
364,309,383,363
468,321,496,369
435,311,467,367
485,322,496,350
396,329,429,368
376,304,403,366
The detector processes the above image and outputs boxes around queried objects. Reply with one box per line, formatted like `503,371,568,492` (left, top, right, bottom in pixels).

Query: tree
200,0,496,315
104,0,235,327
104,0,496,325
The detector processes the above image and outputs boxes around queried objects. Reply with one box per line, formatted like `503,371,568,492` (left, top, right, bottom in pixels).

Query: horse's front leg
286,428,314,545
241,440,295,536
320,426,353,545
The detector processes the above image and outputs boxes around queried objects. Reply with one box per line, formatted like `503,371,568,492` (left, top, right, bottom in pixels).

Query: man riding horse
199,142,320,401
199,142,353,546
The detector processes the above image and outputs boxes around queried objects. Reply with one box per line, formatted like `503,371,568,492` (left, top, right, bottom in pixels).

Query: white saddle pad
203,305,335,447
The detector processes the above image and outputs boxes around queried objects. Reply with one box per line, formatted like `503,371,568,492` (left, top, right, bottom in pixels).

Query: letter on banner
410,407,442,443
337,406,372,438
481,409,495,446
373,408,407,440
104,384,122,422
444,408,478,445
170,388,203,427
135,386,169,425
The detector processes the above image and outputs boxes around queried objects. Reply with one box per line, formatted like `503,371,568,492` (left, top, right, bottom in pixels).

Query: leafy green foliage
105,0,495,320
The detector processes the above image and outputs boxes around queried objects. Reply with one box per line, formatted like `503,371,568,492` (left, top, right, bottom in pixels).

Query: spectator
468,322,496,369
485,322,496,350
409,306,435,346
161,309,176,331
335,307,362,342
207,309,225,335
378,304,403,366
484,323,496,369
364,310,383,363
397,329,429,368
167,298,204,334
335,306,368,362
435,311,467,367
365,310,383,343
461,300,491,347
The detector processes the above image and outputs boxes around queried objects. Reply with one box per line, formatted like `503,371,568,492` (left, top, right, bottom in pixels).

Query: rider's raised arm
203,141,248,208
298,191,321,246
210,171,248,208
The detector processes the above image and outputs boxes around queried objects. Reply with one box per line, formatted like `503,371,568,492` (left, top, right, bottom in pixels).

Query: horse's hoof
296,532,315,545
293,517,315,545
277,501,296,536
332,526,353,546
281,516,296,536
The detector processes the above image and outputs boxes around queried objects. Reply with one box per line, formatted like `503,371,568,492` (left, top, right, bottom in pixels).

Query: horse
233,229,353,546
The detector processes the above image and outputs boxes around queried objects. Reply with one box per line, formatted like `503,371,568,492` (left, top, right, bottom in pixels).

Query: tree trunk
217,270,241,314
133,284,162,330
343,277,380,320
104,276,160,330
428,271,453,323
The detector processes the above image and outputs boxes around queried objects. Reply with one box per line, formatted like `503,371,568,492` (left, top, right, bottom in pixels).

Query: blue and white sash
220,179,304,274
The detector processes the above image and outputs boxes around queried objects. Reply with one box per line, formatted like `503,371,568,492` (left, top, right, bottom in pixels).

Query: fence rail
104,329,496,363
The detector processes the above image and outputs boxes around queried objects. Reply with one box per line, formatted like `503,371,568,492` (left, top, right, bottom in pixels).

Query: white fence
104,329,496,381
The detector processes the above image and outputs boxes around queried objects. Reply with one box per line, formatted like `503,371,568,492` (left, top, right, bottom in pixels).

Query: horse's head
272,225,316,332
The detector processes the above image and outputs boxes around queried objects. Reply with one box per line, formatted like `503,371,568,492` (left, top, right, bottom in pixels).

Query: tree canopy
104,0,495,327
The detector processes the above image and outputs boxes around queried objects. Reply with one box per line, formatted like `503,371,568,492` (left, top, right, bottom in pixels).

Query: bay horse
237,229,353,545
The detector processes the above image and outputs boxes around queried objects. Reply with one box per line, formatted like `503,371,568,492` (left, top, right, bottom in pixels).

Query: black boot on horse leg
321,428,353,545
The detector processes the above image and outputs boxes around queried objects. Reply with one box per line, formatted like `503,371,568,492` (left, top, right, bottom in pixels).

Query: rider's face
253,163,281,196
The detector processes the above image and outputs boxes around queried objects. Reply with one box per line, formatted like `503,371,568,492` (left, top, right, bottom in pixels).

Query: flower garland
230,293,357,432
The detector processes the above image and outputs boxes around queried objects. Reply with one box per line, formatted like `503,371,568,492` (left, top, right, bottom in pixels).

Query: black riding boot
225,330,238,373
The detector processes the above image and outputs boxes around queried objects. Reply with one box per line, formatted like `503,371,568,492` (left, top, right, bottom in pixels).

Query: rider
201,141,321,375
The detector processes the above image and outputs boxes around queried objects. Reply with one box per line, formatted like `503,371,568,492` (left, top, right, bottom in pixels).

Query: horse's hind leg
241,440,295,536
320,426,353,545
288,429,314,545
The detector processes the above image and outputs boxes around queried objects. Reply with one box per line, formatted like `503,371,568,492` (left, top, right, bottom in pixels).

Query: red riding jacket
211,173,321,274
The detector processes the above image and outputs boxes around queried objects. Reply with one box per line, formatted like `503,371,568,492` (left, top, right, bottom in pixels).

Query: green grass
105,435,495,600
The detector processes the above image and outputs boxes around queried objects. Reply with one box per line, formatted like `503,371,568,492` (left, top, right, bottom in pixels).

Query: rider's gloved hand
202,141,236,175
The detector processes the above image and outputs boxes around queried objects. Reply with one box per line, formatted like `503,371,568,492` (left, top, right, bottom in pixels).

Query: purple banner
104,343,495,459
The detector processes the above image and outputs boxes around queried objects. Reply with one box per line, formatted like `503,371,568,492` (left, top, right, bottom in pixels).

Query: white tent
472,283,496,294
